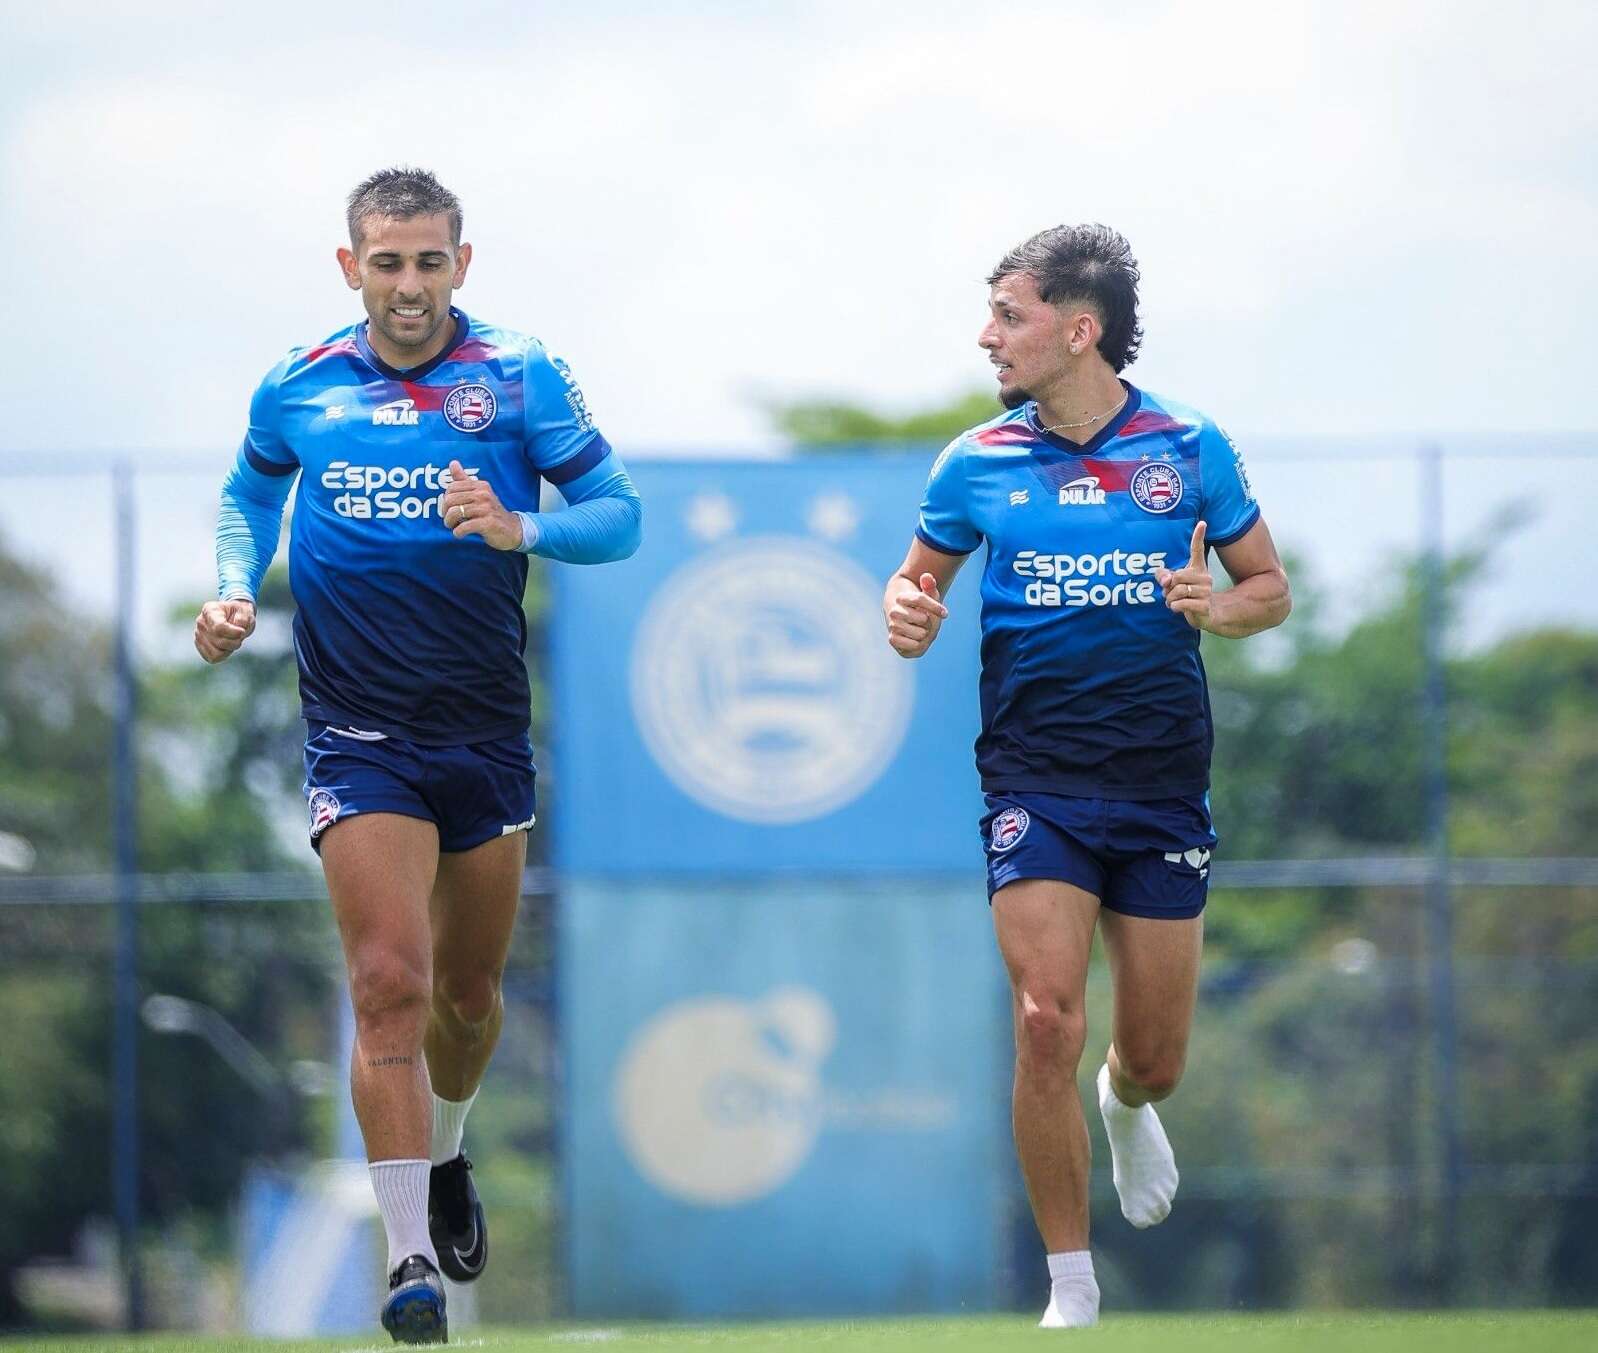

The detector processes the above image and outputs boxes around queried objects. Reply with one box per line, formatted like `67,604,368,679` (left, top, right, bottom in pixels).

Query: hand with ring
440,458,523,550
1154,521,1214,631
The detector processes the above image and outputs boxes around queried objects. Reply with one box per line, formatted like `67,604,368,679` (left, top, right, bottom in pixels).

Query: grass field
2,1312,1594,1353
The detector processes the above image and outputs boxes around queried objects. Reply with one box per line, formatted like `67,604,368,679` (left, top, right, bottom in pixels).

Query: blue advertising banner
549,456,986,874
561,877,1009,1318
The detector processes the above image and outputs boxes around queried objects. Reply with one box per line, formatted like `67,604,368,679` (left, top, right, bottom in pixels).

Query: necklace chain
1038,390,1128,433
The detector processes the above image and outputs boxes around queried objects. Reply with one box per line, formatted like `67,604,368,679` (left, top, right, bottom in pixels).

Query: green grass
3,1312,1596,1353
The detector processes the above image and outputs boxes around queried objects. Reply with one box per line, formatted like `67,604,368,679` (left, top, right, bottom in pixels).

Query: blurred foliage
2,467,1597,1325
773,390,1001,448
0,520,556,1328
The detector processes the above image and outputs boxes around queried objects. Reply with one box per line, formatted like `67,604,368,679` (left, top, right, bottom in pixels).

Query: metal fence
1,441,1595,1332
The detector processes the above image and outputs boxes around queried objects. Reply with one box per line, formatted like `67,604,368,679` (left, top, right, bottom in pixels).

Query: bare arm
883,538,969,658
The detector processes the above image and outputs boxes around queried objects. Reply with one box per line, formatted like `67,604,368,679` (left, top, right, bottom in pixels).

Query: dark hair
346,167,462,248
987,224,1143,371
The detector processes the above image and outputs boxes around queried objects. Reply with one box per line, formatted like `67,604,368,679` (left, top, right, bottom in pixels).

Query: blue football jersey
241,308,612,744
916,384,1261,799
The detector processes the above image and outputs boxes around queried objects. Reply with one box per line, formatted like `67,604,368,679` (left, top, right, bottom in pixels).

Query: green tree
771,389,999,448
0,537,324,1325
760,396,1598,1308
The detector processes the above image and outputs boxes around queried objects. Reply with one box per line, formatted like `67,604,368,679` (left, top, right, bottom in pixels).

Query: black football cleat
429,1154,488,1283
381,1253,447,1345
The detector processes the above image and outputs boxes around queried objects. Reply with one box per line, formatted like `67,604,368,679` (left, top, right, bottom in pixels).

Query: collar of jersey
1023,380,1141,458
354,308,469,382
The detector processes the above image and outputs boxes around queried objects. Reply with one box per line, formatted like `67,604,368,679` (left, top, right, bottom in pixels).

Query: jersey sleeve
522,344,613,488
239,360,299,476
515,450,643,565
1198,419,1261,547
915,438,982,555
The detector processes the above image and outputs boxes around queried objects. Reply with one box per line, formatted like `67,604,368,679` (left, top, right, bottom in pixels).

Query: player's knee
434,970,502,1037
1017,987,1086,1072
349,951,430,1033
1118,1046,1185,1101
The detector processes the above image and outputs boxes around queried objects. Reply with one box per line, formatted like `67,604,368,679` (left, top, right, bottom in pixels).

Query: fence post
112,461,144,1330
1419,443,1461,1298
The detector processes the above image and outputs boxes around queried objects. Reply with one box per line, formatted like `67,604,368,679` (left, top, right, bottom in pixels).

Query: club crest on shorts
1130,462,1183,514
307,788,342,839
443,383,497,432
990,806,1030,853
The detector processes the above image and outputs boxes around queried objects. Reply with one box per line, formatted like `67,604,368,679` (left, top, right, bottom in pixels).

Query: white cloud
1,0,1595,458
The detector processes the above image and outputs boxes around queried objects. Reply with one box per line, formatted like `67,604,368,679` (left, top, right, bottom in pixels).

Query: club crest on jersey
1130,462,1183,514
443,383,497,433
990,806,1030,853
307,788,342,839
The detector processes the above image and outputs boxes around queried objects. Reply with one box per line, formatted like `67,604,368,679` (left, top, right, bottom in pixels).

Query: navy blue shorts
981,791,1217,919
302,721,537,854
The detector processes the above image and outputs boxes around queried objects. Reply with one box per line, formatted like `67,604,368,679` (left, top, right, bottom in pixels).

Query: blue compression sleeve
216,446,296,600
516,453,642,565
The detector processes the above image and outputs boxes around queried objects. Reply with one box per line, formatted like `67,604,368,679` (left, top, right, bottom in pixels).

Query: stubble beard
998,384,1031,410
375,306,446,353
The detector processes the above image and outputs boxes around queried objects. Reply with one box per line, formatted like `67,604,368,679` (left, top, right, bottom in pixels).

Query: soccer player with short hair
194,167,642,1344
883,225,1290,1328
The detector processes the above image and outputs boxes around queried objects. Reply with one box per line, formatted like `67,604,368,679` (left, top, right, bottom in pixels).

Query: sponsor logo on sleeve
927,439,958,484
1218,425,1255,504
551,356,595,432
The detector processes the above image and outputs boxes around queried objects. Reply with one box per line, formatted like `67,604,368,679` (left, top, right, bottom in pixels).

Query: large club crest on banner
552,458,984,873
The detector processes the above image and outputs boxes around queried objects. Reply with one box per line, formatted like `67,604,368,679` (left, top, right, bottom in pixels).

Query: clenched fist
885,572,949,658
441,459,523,551
194,598,257,663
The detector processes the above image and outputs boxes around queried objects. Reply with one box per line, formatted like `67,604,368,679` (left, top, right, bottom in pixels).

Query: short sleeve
523,344,610,486
915,438,982,555
240,360,298,476
1198,420,1260,546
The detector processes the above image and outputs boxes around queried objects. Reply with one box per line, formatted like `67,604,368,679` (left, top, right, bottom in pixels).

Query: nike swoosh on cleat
451,1220,486,1273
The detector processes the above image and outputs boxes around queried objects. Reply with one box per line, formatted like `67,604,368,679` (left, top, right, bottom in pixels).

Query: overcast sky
4,0,1596,453
1,0,1595,648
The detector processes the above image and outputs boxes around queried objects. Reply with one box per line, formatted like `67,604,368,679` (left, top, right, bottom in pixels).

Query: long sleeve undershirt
215,446,642,601
216,447,295,601
516,455,642,564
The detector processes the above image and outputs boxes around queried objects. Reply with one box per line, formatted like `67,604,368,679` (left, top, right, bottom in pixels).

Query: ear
452,241,473,289
1067,309,1098,357
336,246,362,291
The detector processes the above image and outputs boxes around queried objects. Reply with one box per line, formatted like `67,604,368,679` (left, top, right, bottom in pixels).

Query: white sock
1040,1250,1099,1328
369,1159,438,1277
431,1089,479,1166
1097,1062,1179,1228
